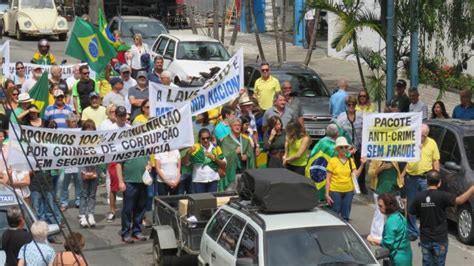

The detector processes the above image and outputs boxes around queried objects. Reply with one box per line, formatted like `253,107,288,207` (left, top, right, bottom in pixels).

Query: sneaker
88,214,96,227
116,196,123,201
132,233,147,241
106,212,115,223
79,215,89,228
122,235,134,244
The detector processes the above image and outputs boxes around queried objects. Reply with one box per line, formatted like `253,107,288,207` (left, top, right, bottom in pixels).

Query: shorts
108,163,119,193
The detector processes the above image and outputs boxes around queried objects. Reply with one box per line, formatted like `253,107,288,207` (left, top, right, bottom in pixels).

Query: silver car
244,63,332,142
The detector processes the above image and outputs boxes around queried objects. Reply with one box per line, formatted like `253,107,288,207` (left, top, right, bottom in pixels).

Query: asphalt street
2,30,474,265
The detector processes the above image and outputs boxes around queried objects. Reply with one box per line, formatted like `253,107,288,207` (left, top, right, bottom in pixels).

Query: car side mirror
48,224,60,236
375,248,391,260
445,161,462,171
236,258,255,266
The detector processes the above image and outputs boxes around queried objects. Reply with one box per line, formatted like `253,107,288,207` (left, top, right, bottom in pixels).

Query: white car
2,0,68,40
151,33,231,86
198,202,380,266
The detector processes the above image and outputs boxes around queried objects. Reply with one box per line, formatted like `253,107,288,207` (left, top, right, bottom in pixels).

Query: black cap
116,106,127,117
396,79,407,88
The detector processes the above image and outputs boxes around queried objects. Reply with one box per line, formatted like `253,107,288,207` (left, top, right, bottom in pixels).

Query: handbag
348,157,361,194
142,170,153,186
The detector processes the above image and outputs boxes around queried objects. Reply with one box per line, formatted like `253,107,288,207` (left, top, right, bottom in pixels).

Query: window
206,209,232,241
154,38,169,55
463,136,474,170
237,225,259,265
440,130,460,165
175,42,230,61
244,66,255,88
428,125,444,145
12,0,18,8
217,216,246,255
164,40,176,59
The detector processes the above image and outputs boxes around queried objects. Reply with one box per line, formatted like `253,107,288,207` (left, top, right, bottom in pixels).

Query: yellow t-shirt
327,157,356,192
288,137,309,167
254,76,281,110
81,106,107,127
355,103,375,113
132,114,156,167
406,137,440,175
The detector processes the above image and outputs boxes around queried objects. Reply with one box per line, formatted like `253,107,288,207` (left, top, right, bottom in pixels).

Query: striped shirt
43,103,73,128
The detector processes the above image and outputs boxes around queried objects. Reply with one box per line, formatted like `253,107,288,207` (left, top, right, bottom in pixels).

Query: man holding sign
401,124,440,241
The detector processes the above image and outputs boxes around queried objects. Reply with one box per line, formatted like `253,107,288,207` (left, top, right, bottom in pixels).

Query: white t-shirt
129,44,150,69
155,150,181,183
99,118,115,130
12,170,30,198
192,145,225,183
121,77,137,98
21,78,37,93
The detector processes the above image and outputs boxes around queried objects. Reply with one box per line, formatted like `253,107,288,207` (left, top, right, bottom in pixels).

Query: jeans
121,182,147,237
180,172,193,194
52,172,64,200
193,181,218,193
406,174,428,237
60,172,82,208
145,169,158,212
79,178,98,215
157,182,181,196
30,191,61,225
329,191,354,221
420,241,448,266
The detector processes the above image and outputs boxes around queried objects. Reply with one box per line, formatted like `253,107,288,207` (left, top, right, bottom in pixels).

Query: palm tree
309,0,383,88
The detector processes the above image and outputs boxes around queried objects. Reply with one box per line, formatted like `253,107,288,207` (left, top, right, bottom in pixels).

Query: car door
162,39,176,71
212,215,246,265
7,0,18,33
200,209,233,264
236,224,260,265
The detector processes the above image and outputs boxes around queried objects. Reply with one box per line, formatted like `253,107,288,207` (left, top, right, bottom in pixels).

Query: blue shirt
18,241,55,266
214,122,230,141
43,104,74,128
452,104,474,120
148,71,162,84
329,89,348,117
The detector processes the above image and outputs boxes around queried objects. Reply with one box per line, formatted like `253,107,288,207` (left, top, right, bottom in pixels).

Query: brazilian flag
98,8,130,52
29,72,49,117
65,17,116,73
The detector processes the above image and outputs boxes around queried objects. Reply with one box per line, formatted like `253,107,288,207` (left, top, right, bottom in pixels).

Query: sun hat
54,90,64,97
335,136,350,148
239,93,253,106
18,93,33,103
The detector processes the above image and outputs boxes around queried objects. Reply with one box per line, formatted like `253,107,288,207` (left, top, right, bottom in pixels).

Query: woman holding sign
325,137,366,221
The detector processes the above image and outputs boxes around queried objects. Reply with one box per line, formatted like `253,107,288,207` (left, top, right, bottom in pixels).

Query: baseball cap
32,65,42,70
115,106,127,116
396,79,407,88
120,64,131,73
54,90,65,97
137,70,148,79
110,77,123,87
89,91,99,98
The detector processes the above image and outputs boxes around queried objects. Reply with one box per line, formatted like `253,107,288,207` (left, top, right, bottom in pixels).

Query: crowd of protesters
0,38,474,266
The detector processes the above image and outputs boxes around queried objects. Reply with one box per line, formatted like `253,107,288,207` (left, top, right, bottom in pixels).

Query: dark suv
426,119,474,244
244,63,332,142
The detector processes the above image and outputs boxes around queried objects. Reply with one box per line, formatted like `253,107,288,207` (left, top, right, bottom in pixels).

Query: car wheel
58,33,67,41
15,24,24,40
152,234,175,266
457,204,474,244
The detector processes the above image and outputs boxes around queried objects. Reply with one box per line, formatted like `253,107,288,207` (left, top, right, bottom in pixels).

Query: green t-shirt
375,167,398,194
123,157,148,183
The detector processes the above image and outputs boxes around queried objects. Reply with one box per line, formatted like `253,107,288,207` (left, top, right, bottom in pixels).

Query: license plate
307,128,326,136
39,29,52,34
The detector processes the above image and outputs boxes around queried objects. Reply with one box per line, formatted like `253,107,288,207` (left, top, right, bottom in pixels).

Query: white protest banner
149,48,243,116
0,41,10,77
361,112,422,162
8,103,193,170
7,62,96,80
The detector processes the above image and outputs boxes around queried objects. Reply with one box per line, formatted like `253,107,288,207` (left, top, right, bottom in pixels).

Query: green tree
309,0,383,89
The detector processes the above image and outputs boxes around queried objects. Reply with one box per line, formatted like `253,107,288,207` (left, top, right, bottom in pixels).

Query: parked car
426,119,474,244
0,0,7,38
2,0,68,40
108,16,168,47
151,33,231,86
244,63,333,142
0,184,60,264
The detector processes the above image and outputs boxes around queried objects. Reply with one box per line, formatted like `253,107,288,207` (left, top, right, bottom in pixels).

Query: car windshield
463,136,474,169
21,0,54,8
273,72,329,97
266,226,376,265
176,42,230,61
122,21,167,39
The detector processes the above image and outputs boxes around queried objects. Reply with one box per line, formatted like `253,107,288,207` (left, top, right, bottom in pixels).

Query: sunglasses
338,146,349,149
261,69,270,72
144,106,150,109
283,86,292,89
12,93,19,96
200,137,211,141
358,95,367,98
347,103,356,107
16,67,24,70
82,72,90,75
122,71,131,74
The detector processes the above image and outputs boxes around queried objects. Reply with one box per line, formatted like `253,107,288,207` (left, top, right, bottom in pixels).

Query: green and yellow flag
98,8,121,49
65,17,116,73
29,72,49,117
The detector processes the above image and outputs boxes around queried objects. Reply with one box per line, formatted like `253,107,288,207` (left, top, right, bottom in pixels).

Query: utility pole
386,0,395,104
409,0,419,88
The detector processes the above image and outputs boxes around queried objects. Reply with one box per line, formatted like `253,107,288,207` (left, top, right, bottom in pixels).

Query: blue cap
110,77,123,87
89,91,99,98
